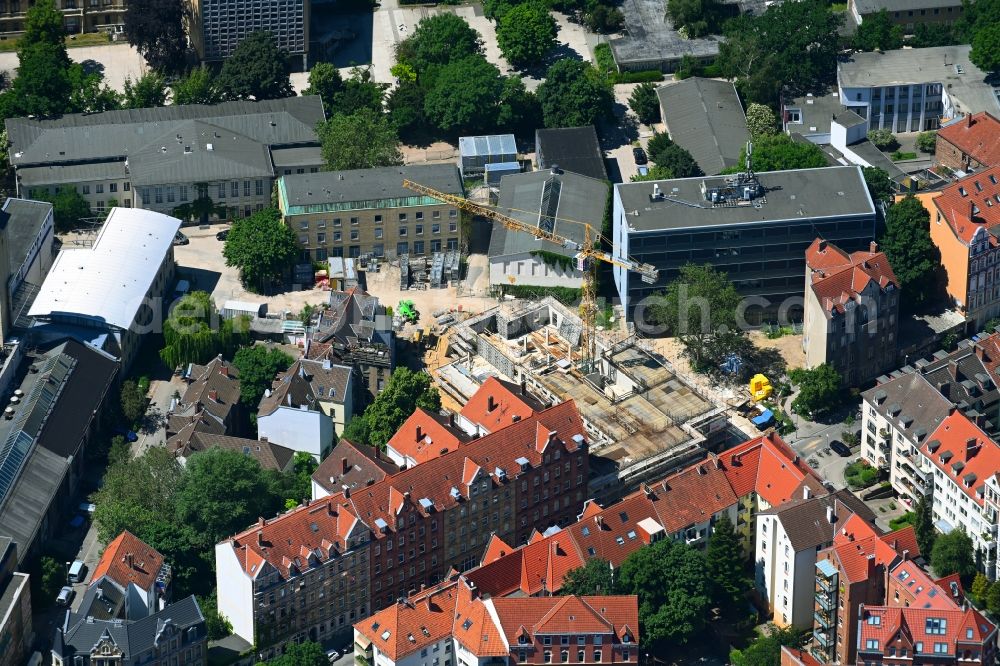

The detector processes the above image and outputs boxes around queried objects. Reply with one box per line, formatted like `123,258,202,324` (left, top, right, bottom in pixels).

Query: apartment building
812,515,919,665
311,438,398,500
921,410,1000,578
756,491,876,628
803,239,899,387
456,377,547,437
385,408,471,469
90,531,172,620
167,356,247,456
6,98,325,221
848,0,964,29
936,113,1000,173
277,165,463,262
854,605,996,665
186,0,309,68
0,538,31,666
354,576,639,666
0,197,56,344
923,166,1000,328
838,46,1000,134
613,167,876,324
0,0,126,38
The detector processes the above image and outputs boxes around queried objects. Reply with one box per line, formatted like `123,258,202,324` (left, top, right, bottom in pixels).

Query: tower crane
401,179,658,369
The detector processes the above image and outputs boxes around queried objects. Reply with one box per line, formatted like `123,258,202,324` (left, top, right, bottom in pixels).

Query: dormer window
519,635,530,645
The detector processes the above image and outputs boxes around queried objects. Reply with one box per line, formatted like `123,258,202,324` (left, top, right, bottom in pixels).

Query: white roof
29,207,181,330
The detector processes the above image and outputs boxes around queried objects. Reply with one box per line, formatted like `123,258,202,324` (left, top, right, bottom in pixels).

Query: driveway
0,42,146,92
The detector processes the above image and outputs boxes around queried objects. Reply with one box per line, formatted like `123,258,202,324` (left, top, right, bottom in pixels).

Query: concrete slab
0,42,146,92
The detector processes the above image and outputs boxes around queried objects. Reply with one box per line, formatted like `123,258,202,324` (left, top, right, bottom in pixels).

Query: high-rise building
186,0,309,68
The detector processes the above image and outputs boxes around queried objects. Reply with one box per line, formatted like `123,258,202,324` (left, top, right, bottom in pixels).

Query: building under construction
438,297,731,503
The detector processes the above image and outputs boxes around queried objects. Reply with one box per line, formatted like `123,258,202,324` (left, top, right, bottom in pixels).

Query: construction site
435,297,735,503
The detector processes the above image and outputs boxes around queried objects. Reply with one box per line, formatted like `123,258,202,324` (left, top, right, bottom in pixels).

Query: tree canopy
172,66,222,106
232,344,295,408
853,9,903,52
705,514,749,612
123,0,187,73
931,528,976,582
914,493,936,556
160,291,250,370
731,134,827,172
537,60,614,128
970,23,1000,73
222,208,300,293
497,77,543,138
396,13,483,72
879,195,940,310
667,0,726,38
216,31,293,101
330,67,389,116
862,166,893,205
788,364,842,418
730,625,804,666
628,82,661,126
496,2,558,68
561,558,615,596
342,367,442,449
302,62,345,111
262,641,329,666
745,103,777,139
317,109,403,171
123,71,169,109
36,186,92,232
424,56,504,134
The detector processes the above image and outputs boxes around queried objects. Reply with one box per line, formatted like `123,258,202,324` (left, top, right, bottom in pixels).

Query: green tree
628,82,660,126
232,344,295,408
122,71,168,109
970,23,1000,73
989,581,1000,615
788,364,841,418
971,573,991,603
583,4,625,34
617,537,710,647
120,379,149,426
732,134,827,171
497,77,543,138
396,14,483,72
853,9,903,52
387,78,427,138
160,291,250,370
263,641,328,666
342,367,441,449
649,263,742,369
199,590,233,640
630,165,674,182
91,447,183,544
424,55,504,134
645,132,674,163
108,435,131,467
317,110,403,171
879,195,939,310
175,448,281,549
302,62,345,111
36,186,93,232
9,0,73,117
496,2,558,68
537,60,614,128
916,131,938,154
705,514,748,611
332,67,388,116
217,31,293,101
37,556,66,607
561,558,615,596
667,0,724,38
172,66,221,106
745,103,777,139
124,0,187,73
867,128,896,149
931,528,976,582
655,143,702,178
729,625,803,666
69,67,123,113
862,166,893,205
914,492,937,556
222,207,300,293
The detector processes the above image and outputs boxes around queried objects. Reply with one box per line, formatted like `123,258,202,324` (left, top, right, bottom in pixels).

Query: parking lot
0,41,146,92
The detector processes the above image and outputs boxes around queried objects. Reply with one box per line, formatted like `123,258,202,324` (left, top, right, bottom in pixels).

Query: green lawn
0,30,112,52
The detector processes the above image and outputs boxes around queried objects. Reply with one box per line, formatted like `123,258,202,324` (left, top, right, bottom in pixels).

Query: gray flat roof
854,0,961,13
838,46,1000,115
2,198,52,271
279,164,463,214
17,161,127,187
489,169,608,259
784,91,847,139
657,78,749,175
616,166,875,232
535,126,608,181
609,0,720,66
271,146,324,168
0,444,68,568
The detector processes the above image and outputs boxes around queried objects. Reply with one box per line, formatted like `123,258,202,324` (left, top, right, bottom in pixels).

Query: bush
594,43,616,75
867,128,897,149
614,70,664,83
891,150,918,161
845,461,879,489
916,130,937,153
889,512,915,531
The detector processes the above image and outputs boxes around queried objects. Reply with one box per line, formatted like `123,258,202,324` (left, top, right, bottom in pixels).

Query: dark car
173,231,189,246
830,439,852,457
216,229,229,241
633,147,648,165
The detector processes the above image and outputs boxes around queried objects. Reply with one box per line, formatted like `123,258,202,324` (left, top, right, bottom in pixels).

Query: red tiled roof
91,531,165,592
932,165,1000,244
938,112,1000,169
386,408,469,465
722,432,824,507
890,560,963,611
806,238,898,314
481,534,514,564
857,605,995,654
827,515,919,583
453,580,508,657
491,595,638,643
780,646,825,666
358,578,460,661
922,410,1000,507
460,377,540,434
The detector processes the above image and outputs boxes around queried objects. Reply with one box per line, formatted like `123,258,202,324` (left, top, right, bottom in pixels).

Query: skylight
381,630,391,640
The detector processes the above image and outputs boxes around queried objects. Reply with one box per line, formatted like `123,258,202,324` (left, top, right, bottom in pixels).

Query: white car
56,586,75,607
326,649,340,663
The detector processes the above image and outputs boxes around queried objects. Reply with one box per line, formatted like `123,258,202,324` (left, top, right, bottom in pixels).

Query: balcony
814,611,831,629
815,593,834,612
814,629,832,648
815,575,833,594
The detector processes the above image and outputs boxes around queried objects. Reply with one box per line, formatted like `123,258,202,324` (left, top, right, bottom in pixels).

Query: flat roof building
613,166,878,324
657,78,749,175
534,126,608,181
609,0,720,73
186,0,309,68
0,198,55,343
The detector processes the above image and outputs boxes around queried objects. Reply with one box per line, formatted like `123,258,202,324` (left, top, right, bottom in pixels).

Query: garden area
844,460,879,489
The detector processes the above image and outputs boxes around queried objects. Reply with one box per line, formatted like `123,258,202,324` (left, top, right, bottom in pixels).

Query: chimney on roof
209,389,218,402
968,437,980,457
449,412,456,429
342,457,349,475
520,379,527,396
818,240,827,252
803,486,812,500
342,485,351,499
416,425,423,442
972,200,977,221
827,504,836,524
126,553,134,568
902,549,909,561
870,241,878,254
968,113,973,128
257,530,264,546
976,344,985,360
220,365,229,377
488,395,496,412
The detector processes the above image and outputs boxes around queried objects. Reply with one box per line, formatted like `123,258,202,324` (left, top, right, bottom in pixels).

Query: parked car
830,439,852,457
216,229,229,241
173,231,189,246
326,649,340,663
56,586,75,607
68,559,86,583
633,147,648,165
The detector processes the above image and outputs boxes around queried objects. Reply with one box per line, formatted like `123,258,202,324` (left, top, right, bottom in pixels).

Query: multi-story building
848,0,964,29
854,605,996,665
656,77,749,176
935,112,1000,173
256,358,354,460
0,197,56,344
838,46,1000,134
385,408,471,469
28,207,180,370
90,531,172,620
277,165,464,262
612,166,877,324
921,410,1000,577
0,0,126,38
167,355,247,456
0,537,31,666
923,166,1000,327
456,377,547,437
311,438,398,500
53,595,207,666
756,490,876,628
803,238,899,387
353,575,639,666
6,98,325,220
185,0,309,68
811,515,918,665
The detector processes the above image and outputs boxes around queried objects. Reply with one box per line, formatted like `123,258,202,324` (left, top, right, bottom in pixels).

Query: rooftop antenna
745,141,755,180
